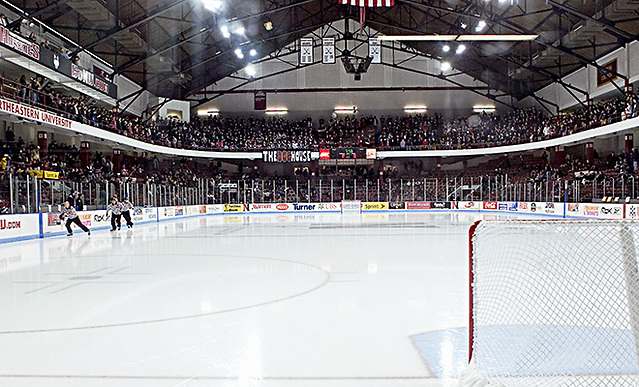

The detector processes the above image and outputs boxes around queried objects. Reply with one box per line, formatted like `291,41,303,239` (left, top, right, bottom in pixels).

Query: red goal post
464,219,639,386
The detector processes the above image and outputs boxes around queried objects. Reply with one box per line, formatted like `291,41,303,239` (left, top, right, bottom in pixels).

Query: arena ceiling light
197,109,220,116
220,26,231,38
265,108,288,115
249,49,257,57
459,35,537,41
404,106,427,113
473,105,495,113
442,44,450,52
245,64,256,76
335,106,358,114
202,0,222,12
475,20,487,32
377,34,538,41
441,61,452,71
234,48,244,59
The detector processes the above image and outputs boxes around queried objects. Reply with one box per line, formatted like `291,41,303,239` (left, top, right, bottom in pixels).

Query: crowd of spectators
1,10,639,155
0,126,211,193
115,92,639,151
1,84,639,204
4,72,639,153
4,15,639,210
1,122,639,208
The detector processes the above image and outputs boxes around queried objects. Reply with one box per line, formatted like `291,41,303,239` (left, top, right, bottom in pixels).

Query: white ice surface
0,211,540,386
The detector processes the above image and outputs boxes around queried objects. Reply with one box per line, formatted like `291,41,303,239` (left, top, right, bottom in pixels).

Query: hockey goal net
462,219,639,387
341,200,362,214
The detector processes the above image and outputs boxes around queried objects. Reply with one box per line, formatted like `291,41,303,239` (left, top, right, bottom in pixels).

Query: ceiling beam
365,12,594,101
397,0,485,23
145,7,341,95
364,18,515,94
27,0,70,19
114,0,318,76
542,0,636,43
388,61,517,109
76,0,189,54
459,0,628,84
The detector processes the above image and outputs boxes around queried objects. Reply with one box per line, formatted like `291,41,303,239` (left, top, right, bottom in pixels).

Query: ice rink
0,211,541,386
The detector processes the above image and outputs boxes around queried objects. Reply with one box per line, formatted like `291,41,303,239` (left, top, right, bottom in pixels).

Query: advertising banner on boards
224,204,246,213
389,202,405,210
458,201,481,210
406,202,431,210
362,202,389,211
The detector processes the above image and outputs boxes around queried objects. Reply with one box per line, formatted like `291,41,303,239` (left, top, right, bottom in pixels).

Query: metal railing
2,174,637,214
205,176,637,205
0,174,210,213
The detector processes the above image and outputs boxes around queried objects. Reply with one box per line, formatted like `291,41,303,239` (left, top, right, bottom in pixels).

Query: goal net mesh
468,220,639,387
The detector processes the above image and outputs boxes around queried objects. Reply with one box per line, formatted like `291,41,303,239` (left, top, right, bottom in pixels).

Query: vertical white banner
322,37,335,64
300,38,313,64
369,38,381,63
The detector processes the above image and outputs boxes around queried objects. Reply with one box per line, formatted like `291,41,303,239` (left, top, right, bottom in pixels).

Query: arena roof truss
192,26,522,111
4,0,638,104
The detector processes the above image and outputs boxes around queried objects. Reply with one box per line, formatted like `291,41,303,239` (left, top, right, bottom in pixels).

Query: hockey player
60,200,90,236
121,198,134,228
106,196,122,231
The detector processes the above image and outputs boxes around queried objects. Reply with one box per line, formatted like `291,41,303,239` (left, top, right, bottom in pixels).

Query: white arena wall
525,41,639,112
199,24,639,118
197,21,498,119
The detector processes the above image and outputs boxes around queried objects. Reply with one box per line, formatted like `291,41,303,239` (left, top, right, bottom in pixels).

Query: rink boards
0,200,634,244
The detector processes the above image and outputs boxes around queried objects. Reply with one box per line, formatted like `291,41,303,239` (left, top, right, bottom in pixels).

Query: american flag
339,0,394,33
339,0,394,6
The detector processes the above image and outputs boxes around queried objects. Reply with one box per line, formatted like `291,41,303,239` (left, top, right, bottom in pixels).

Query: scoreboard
319,148,376,160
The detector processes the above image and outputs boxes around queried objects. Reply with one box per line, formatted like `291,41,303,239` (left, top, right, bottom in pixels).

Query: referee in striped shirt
60,201,90,236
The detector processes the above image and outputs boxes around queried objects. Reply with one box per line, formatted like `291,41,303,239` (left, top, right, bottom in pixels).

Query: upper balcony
0,22,117,104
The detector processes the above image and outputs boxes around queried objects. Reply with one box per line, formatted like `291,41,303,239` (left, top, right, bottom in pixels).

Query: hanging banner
300,38,313,64
0,98,72,128
254,91,266,111
369,38,381,63
0,26,39,60
597,58,618,87
39,47,117,98
322,37,335,64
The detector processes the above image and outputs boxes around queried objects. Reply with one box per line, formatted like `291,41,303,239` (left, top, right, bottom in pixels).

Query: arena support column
37,131,47,157
625,133,634,154
310,159,317,182
113,149,123,172
554,146,566,167
80,141,90,168
586,142,595,165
